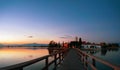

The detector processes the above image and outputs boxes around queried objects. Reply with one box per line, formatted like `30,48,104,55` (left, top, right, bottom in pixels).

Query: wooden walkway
58,48,84,70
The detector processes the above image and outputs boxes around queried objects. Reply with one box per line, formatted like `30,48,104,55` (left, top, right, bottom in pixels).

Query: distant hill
0,44,4,47
1,43,48,47
21,43,48,47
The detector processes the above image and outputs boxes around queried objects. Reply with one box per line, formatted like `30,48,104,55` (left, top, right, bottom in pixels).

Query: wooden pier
0,48,120,70
58,48,84,70
58,48,120,70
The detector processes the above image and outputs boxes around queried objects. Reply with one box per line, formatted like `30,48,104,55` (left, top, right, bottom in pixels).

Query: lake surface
85,47,120,70
0,47,51,70
0,47,120,70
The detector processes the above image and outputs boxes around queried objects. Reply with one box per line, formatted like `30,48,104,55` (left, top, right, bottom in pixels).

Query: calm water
85,47,120,70
0,47,52,70
0,47,120,70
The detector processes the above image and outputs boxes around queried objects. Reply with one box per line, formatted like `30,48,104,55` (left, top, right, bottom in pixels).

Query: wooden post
82,54,84,63
59,53,61,64
45,57,48,70
54,54,57,66
54,54,57,70
85,55,88,66
81,53,83,61
92,58,96,67
62,52,64,60
85,55,88,70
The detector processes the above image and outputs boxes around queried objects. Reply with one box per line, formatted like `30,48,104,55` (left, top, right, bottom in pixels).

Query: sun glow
0,34,51,44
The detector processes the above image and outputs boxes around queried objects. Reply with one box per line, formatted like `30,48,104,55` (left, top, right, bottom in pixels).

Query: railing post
92,58,96,67
45,57,48,70
85,55,88,70
85,55,88,65
54,54,57,70
59,53,61,64
85,55,87,61
82,54,84,63
54,54,57,66
62,52,64,60
80,52,83,61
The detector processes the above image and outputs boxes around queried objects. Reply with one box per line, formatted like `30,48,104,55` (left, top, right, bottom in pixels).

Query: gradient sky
0,0,120,44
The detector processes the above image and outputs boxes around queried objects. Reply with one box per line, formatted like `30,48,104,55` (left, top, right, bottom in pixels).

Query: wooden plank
58,48,85,70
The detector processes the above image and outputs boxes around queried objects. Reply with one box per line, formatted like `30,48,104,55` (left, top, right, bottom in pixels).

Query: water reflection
84,47,120,70
93,47,120,66
101,48,107,56
0,47,49,68
85,47,119,56
101,47,119,56
86,50,99,55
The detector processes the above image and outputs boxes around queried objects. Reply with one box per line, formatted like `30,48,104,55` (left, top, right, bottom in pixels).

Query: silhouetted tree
57,42,61,48
49,40,57,47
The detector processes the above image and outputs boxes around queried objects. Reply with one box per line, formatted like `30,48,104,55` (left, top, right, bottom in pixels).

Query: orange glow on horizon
0,34,52,44
0,34,70,44
0,39,50,44
0,38,69,44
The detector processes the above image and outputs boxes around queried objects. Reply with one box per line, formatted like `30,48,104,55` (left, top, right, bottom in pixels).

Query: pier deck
58,48,84,70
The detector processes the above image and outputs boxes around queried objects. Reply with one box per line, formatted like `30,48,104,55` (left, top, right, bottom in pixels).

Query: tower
75,36,78,42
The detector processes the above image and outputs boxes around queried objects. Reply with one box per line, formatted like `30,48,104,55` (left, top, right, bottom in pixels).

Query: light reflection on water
0,47,49,68
94,47,120,66
85,47,120,70
1,47,120,70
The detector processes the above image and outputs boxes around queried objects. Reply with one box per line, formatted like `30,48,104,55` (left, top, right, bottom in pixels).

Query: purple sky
0,0,120,44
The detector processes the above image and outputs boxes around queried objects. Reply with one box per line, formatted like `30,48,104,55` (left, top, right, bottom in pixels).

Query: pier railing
75,48,120,70
0,48,68,70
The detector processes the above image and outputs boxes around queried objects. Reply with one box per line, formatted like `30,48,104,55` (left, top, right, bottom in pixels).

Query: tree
49,40,57,47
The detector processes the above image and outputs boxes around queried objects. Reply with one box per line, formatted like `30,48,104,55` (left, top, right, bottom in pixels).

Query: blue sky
0,0,120,44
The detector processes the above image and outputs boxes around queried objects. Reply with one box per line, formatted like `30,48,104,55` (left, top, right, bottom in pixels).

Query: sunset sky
0,0,120,44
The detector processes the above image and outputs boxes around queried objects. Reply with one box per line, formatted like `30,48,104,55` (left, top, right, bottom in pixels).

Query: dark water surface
85,47,120,70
